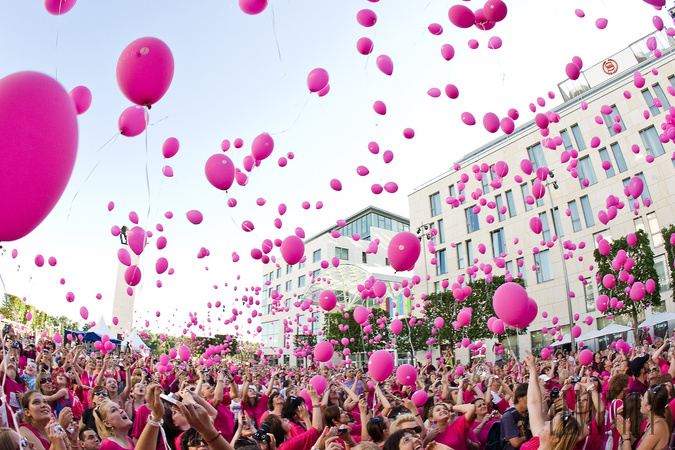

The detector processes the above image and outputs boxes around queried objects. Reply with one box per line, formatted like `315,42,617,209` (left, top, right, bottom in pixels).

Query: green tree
322,307,392,361
594,230,660,334
661,225,675,300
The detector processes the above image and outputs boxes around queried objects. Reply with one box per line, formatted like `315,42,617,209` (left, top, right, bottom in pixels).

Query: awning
638,312,675,329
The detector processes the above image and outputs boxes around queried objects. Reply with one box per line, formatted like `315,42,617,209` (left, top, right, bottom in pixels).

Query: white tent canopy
582,323,633,341
122,329,148,352
89,315,116,338
638,312,675,329
550,334,571,347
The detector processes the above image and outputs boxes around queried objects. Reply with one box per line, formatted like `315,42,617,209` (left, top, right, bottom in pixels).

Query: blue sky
0,0,666,340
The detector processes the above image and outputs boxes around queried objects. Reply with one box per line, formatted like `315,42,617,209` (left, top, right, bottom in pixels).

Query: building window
602,105,626,136
568,200,582,232
298,275,306,288
532,180,545,207
481,174,490,194
506,260,515,276
654,254,670,291
552,207,564,237
434,281,441,294
577,156,598,187
642,88,661,116
491,228,506,258
335,247,349,260
457,242,465,269
610,143,628,173
647,212,663,247
599,148,616,178
505,190,516,217
640,126,666,157
465,207,480,233
436,249,447,275
313,249,321,263
534,250,554,283
430,192,442,216
438,219,445,244
298,260,305,269
362,252,367,263
517,257,527,285
466,239,474,266
623,173,652,211
654,83,671,110
449,184,456,199
276,268,281,278
580,196,595,228
495,195,505,222
634,216,646,232
285,280,292,292
286,265,292,274
584,278,596,312
560,129,575,151
571,124,586,150
527,143,546,171
312,269,321,279
539,212,551,242
521,183,533,211
385,258,390,266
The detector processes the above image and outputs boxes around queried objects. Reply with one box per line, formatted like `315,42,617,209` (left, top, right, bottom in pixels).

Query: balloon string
55,3,61,81
66,132,121,220
270,2,285,77
269,96,311,136
0,270,7,298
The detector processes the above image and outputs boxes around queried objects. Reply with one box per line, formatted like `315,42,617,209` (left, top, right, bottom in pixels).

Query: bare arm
523,351,545,436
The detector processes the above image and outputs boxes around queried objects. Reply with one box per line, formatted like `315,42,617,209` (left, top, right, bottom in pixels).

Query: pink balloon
319,290,337,311
69,85,91,115
354,306,369,325
368,350,394,382
373,101,387,115
156,257,168,274
461,112,476,125
376,55,393,76
118,106,147,137
441,44,455,61
578,349,593,366
565,63,580,80
492,319,505,334
251,132,274,160
0,72,78,242
205,154,235,191
239,0,267,14
487,36,502,50
162,137,179,158
396,364,417,386
630,282,646,301
448,5,475,28
116,37,174,107
411,390,428,407
310,375,327,395
45,0,77,15
178,345,191,361
529,217,543,234
80,307,89,321
520,159,533,175
628,176,644,199
493,282,529,327
280,235,304,265
356,9,377,27
595,18,608,30
483,0,507,22
387,232,421,271
314,341,334,362
186,210,203,224
390,319,403,335
307,69,329,93
483,113,500,133
500,117,515,134
117,248,131,266
127,226,146,256
445,84,459,99
356,37,374,55
66,292,75,303
125,265,142,287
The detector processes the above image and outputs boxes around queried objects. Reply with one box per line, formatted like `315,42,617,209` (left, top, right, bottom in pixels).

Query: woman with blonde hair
19,390,70,450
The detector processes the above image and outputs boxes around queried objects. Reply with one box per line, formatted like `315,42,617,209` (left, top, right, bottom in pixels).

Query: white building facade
409,30,675,360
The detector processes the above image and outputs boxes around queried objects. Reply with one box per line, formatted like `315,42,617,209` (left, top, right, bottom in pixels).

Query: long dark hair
383,429,415,450
281,395,305,426
262,414,286,445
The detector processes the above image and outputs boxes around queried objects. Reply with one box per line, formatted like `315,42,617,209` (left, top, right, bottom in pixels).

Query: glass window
496,195,505,222
436,249,447,275
449,184,457,199
534,250,554,283
571,125,586,150
602,105,626,136
465,207,480,233
335,247,349,260
539,212,551,242
505,260,515,276
491,228,506,258
531,180,545,207
481,174,490,194
457,242,465,269
299,260,305,269
647,212,663,247
298,275,306,288
313,269,321,279
385,258,390,266
466,240,474,266
580,196,595,227
577,156,598,187
438,219,445,244
642,89,660,116
521,184,533,211
599,148,616,178
517,257,527,285
527,143,546,171
362,252,367,263
313,249,321,263
552,207,564,237
584,278,596,312
276,268,281,278
653,83,671,110
610,143,628,173
568,200,582,232
623,173,652,211
505,190,517,217
429,223,437,244
285,280,292,292
654,254,669,292
286,265,292,274
430,192,442,216
434,281,441,294
560,129,574,151
640,126,666,157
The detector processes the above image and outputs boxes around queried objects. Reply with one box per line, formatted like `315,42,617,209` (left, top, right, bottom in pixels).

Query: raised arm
524,351,545,436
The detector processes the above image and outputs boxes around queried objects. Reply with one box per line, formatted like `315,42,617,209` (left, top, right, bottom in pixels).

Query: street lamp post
416,223,434,364
545,171,576,350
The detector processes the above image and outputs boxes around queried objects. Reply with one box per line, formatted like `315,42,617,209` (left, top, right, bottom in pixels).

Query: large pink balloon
162,137,179,158
310,375,328,395
448,5,475,28
45,0,76,15
205,154,236,191
117,249,131,266
124,265,142,287
387,232,421,271
127,226,146,256
483,113,500,133
376,55,393,75
483,0,508,22
80,307,88,320
493,282,529,327
354,306,369,325
0,72,78,242
529,217,543,234
396,364,417,386
251,132,274,160
239,0,267,14
116,37,174,108
118,106,148,137
390,319,403,335
578,349,593,366
178,345,191,361
156,257,168,274
280,235,305,265
314,341,334,362
628,176,644,199
357,38,374,55
411,390,428,406
307,69,329,93
368,350,394,382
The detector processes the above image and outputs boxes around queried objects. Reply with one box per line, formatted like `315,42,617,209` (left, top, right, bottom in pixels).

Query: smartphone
159,393,181,405
3,325,9,334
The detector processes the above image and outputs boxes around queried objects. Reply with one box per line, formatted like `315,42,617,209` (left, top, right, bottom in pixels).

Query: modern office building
409,30,675,361
259,206,410,366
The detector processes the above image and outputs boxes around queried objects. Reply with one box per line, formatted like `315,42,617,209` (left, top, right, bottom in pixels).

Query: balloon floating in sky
118,106,148,137
307,69,329,93
205,154,235,191
239,0,267,14
376,55,393,75
69,86,91,115
45,0,77,15
116,37,174,108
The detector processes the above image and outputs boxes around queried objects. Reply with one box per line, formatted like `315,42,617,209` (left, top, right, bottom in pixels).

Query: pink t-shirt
130,404,165,450
242,394,268,425
278,427,320,450
471,418,499,449
434,415,473,450
521,436,540,450
208,395,235,442
100,437,134,450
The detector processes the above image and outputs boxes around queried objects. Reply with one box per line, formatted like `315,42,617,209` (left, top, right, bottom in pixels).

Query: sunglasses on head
94,391,109,397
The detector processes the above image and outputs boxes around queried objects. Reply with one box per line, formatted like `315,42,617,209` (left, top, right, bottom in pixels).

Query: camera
550,387,560,400
570,377,581,385
12,342,20,349
3,325,9,334
252,421,271,442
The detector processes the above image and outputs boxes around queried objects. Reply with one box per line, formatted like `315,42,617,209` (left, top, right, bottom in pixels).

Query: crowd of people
0,323,675,450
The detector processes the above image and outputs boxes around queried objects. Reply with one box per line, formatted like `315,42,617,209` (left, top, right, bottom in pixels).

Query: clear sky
0,0,666,341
